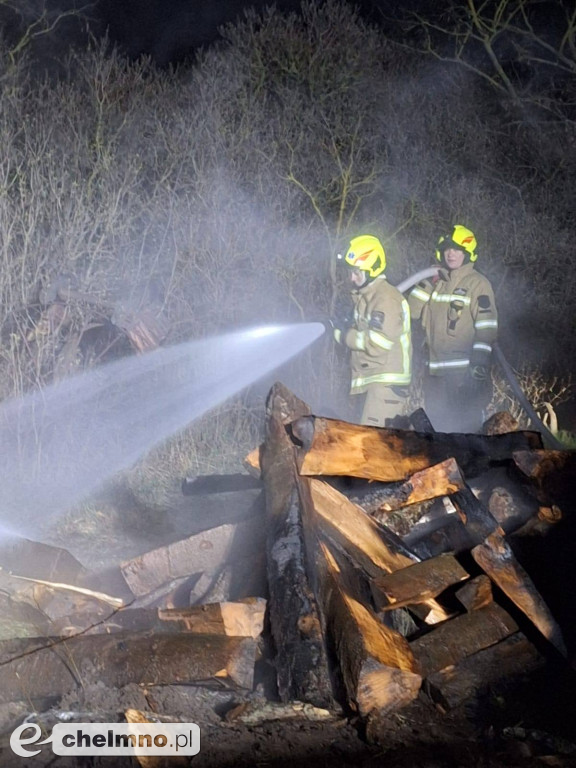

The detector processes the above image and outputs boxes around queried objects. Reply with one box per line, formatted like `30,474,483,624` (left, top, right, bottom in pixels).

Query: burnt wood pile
0,381,574,740
253,382,575,733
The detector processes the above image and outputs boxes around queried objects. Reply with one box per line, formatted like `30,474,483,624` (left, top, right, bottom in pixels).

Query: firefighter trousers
423,372,491,433
351,384,409,428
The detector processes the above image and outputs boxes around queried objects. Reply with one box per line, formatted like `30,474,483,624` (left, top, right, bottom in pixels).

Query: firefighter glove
331,319,350,344
470,364,489,382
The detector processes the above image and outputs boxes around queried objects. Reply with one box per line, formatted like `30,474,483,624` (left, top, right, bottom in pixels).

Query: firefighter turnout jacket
408,262,498,375
338,275,411,393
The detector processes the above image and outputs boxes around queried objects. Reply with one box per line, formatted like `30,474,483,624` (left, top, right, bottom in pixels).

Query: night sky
93,0,568,67
1,0,425,68
95,0,380,64
0,0,564,73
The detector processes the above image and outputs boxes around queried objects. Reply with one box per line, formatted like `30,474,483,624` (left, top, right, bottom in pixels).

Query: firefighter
408,224,498,432
333,234,412,427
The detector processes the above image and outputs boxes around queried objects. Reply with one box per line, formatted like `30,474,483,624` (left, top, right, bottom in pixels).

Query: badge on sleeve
478,294,492,312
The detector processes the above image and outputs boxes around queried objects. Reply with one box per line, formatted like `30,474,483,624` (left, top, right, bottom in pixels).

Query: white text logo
11,722,200,757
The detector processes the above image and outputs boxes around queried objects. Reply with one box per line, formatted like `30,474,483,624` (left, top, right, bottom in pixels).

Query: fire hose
396,268,565,448
491,341,565,449
395,266,440,294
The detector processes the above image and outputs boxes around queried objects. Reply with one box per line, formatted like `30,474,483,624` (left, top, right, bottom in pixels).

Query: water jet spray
0,322,325,541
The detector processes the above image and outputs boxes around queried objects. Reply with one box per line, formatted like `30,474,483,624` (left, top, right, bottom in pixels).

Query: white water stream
0,323,324,541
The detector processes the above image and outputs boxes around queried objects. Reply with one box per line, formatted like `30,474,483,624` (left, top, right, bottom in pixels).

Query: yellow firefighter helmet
344,235,386,278
436,224,478,262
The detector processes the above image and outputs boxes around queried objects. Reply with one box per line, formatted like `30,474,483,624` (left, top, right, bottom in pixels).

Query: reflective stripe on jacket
342,275,412,393
408,262,498,375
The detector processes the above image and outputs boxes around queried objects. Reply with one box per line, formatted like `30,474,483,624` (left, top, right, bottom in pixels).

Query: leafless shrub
489,364,573,429
0,0,574,505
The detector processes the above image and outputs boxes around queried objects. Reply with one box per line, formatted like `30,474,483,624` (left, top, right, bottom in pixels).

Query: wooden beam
423,632,544,712
471,532,567,656
181,474,261,495
0,633,258,704
5,573,124,610
408,407,435,433
47,599,266,639
513,448,576,483
0,592,50,640
260,383,333,708
120,516,265,598
399,471,534,561
158,598,266,639
308,479,451,625
403,514,483,560
243,446,262,477
455,575,493,612
308,528,422,717
351,458,466,518
124,710,188,768
513,449,576,506
482,411,520,435
511,505,564,537
298,472,410,717
296,465,461,519
450,485,504,541
187,551,267,607
309,479,419,574
486,479,541,533
372,554,469,612
410,602,519,678
291,416,542,482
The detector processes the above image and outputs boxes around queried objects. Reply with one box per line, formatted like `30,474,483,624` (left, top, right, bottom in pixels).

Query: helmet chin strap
349,267,370,288
355,271,372,288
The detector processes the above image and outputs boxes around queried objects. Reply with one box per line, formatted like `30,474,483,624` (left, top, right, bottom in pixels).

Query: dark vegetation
0,0,574,468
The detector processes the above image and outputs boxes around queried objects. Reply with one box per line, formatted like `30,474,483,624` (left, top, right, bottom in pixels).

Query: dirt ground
4,673,576,768
2,479,576,768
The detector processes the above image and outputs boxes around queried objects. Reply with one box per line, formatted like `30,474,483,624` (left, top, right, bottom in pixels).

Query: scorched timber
403,480,534,560
309,479,419,574
423,632,544,711
309,534,422,718
260,383,333,708
403,515,486,561
157,598,266,639
46,599,266,638
0,633,258,705
0,538,87,584
371,553,469,612
408,407,436,433
512,449,576,507
471,532,567,656
455,575,493,612
291,416,542,482
450,485,503,541
410,602,519,678
308,479,451,625
347,458,466,518
120,516,265,598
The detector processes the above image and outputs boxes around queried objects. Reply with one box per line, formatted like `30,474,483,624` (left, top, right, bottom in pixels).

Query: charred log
371,554,469,612
411,602,519,678
349,459,466,518
423,632,544,711
291,416,543,482
0,633,258,704
260,383,333,708
471,532,567,656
